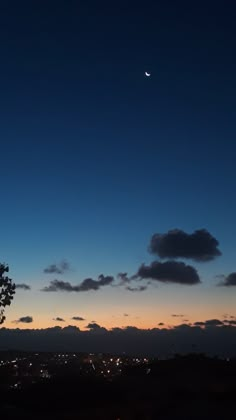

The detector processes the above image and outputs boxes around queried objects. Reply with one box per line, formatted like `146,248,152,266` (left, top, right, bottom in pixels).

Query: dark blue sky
1,1,236,329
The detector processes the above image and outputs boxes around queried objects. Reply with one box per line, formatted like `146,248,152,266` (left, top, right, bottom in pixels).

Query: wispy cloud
44,260,70,275
15,284,31,290
126,285,147,292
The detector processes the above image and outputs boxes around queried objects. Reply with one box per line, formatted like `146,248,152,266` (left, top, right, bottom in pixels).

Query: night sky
1,1,236,348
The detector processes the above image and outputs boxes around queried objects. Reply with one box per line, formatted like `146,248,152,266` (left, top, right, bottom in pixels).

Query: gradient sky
1,1,236,331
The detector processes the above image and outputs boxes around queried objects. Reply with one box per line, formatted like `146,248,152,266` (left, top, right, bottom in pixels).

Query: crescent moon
145,72,151,77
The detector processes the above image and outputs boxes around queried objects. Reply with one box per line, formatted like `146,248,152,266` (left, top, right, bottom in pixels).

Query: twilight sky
1,1,236,335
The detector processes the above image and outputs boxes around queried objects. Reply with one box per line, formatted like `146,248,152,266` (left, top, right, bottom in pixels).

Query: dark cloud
204,319,224,326
41,280,74,292
75,278,100,292
173,323,191,329
41,275,114,292
13,316,33,324
220,273,236,286
137,261,200,285
86,323,103,330
71,316,85,321
1,322,236,357
126,285,147,292
116,272,138,286
15,283,31,290
97,274,114,286
123,326,139,333
44,260,70,274
124,313,129,317
149,229,221,262
172,314,185,318
53,317,65,322
117,272,130,283
158,322,164,326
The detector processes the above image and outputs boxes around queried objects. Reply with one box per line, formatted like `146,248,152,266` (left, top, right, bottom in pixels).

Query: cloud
117,272,130,283
74,278,100,291
126,285,147,292
149,229,221,261
220,273,236,286
124,313,129,317
1,321,236,357
116,272,138,286
44,260,70,274
86,323,103,330
13,316,33,324
53,317,65,322
41,275,114,292
71,316,85,321
41,280,74,292
158,322,164,326
15,284,31,290
137,261,200,285
204,319,224,326
172,314,185,317
97,274,114,286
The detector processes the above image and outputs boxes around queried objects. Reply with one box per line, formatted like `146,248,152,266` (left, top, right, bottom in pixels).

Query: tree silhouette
0,264,15,324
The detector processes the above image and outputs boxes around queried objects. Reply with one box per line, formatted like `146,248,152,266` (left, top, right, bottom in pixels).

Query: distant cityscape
1,350,236,391
2,350,236,419
0,351,151,390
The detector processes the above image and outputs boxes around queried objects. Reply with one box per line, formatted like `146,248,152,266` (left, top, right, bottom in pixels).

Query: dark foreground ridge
1,351,236,419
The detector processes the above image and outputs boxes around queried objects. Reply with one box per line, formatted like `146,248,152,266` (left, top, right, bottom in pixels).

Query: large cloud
220,273,236,286
1,321,236,357
137,261,200,285
44,260,70,274
149,229,221,261
41,275,114,292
